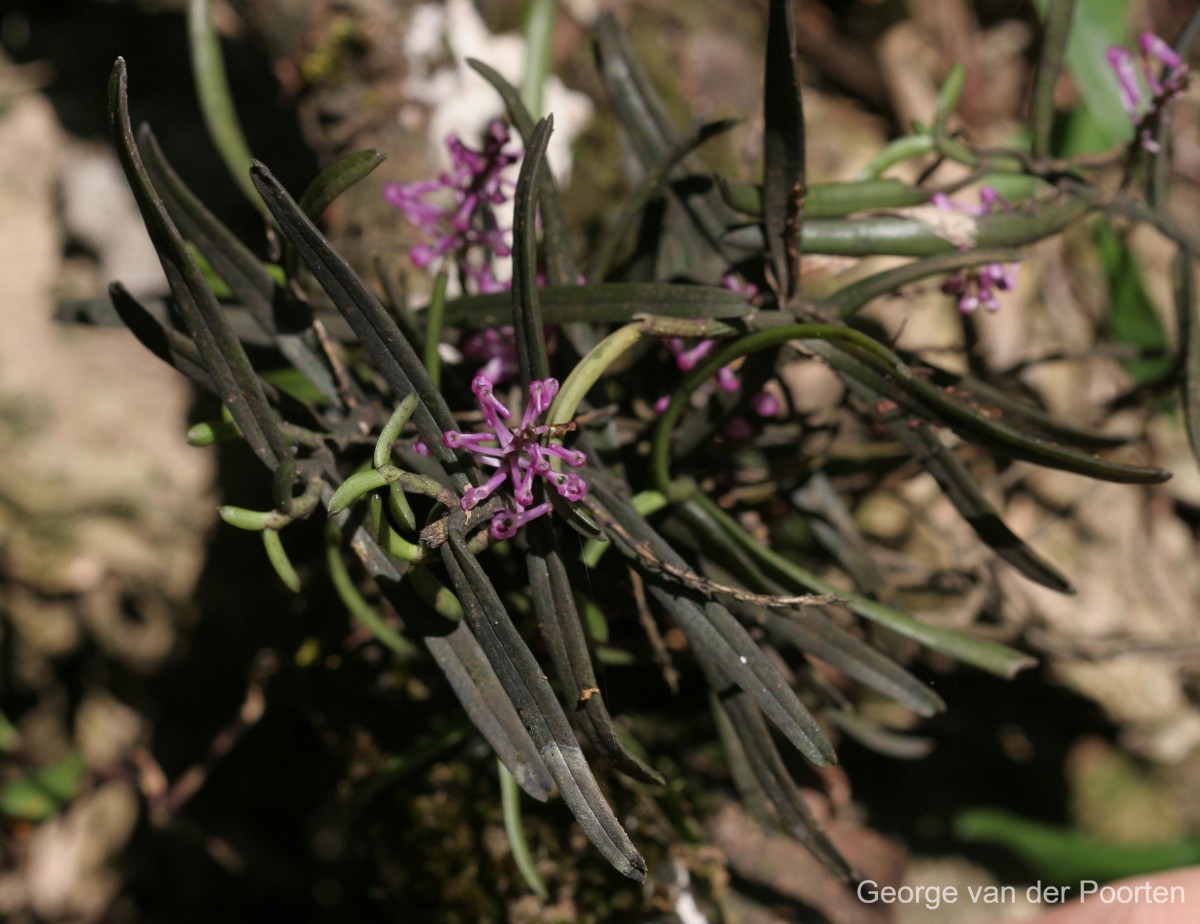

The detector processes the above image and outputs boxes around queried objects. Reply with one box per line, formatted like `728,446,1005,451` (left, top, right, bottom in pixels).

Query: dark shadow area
840,663,1118,879
1,0,317,249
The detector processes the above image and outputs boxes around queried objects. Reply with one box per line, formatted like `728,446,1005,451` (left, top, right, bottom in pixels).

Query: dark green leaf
511,116,554,385
139,125,342,405
689,494,1038,679
441,281,753,327
593,13,732,263
851,375,1074,593
441,530,646,881
762,0,805,302
715,691,853,880
108,282,215,391
588,119,740,282
250,162,475,490
324,470,554,802
825,249,1026,320
109,59,288,473
588,480,835,767
527,519,664,784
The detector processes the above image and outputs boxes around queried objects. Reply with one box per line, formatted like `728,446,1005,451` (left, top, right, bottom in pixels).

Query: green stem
325,524,416,658
857,134,935,180
547,322,643,426
499,759,549,899
263,528,301,592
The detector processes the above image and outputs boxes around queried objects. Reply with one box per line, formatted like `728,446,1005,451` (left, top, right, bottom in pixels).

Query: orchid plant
85,0,1200,910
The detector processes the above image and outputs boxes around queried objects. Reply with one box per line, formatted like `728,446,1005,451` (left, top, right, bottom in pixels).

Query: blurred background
2,1,1200,921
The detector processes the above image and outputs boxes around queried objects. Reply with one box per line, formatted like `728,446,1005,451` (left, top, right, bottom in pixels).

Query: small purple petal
1141,32,1182,70
752,391,781,417
1107,46,1143,118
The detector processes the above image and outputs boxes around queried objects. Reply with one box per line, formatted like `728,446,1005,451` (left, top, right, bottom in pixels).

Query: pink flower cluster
443,375,588,539
656,274,781,423
933,186,1019,314
383,121,519,293
1107,33,1190,152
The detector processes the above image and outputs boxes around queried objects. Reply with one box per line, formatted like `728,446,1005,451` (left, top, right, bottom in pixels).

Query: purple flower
461,325,520,382
934,186,1020,314
383,120,519,292
660,273,775,412
443,375,588,539
941,260,1018,314
1106,32,1190,151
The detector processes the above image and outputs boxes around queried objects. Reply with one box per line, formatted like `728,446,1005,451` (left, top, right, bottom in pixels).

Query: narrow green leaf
186,0,267,216
588,479,836,767
324,466,554,800
917,361,1130,451
588,119,739,282
141,125,344,406
593,13,732,261
762,0,805,301
466,58,578,286
441,531,646,881
759,605,945,717
442,281,752,327
499,759,550,899
690,493,1037,679
512,117,555,385
109,60,288,473
825,250,1026,320
108,282,215,391
852,376,1074,593
250,162,475,491
527,518,665,784
718,691,853,880
298,149,388,220
653,321,1171,487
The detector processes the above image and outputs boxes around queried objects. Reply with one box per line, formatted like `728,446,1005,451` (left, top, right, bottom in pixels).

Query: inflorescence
443,375,587,540
1107,32,1191,153
933,186,1019,314
384,120,519,294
